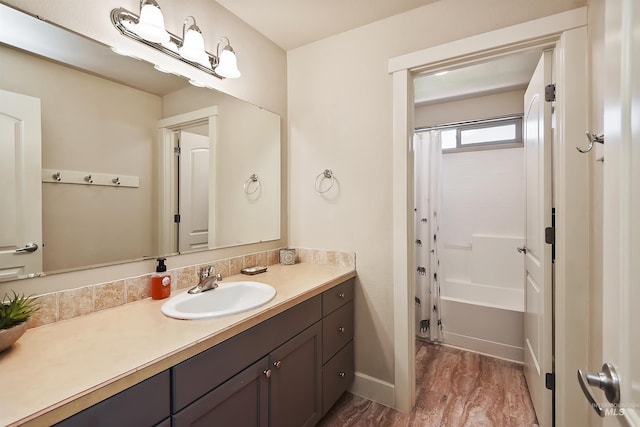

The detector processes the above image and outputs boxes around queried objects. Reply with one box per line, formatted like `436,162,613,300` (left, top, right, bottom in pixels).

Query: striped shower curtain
414,130,444,342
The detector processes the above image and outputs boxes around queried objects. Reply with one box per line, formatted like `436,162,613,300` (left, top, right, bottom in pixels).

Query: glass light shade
134,2,170,43
215,48,241,78
179,27,209,64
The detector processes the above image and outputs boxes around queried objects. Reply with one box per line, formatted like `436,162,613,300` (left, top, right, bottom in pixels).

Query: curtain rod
415,114,524,133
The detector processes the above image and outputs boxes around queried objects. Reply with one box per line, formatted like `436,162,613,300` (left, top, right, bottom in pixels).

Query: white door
178,130,209,253
523,51,553,427
0,89,42,280
578,0,640,424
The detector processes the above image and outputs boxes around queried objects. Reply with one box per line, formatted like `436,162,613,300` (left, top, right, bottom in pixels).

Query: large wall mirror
0,4,281,281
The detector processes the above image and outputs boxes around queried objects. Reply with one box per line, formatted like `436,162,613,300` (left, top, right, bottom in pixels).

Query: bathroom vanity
0,264,355,426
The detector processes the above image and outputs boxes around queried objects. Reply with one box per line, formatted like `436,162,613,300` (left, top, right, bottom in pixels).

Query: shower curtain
414,130,444,342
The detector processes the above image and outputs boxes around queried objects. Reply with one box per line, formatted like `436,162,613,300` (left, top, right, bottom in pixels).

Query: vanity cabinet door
269,321,322,427
173,357,269,427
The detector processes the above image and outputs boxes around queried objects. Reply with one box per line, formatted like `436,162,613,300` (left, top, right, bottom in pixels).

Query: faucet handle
199,265,213,278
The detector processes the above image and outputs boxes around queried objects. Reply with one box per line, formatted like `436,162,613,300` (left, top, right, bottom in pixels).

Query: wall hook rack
577,131,605,153
42,169,139,188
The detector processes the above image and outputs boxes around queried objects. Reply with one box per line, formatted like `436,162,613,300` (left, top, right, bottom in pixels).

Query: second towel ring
315,169,335,193
244,174,261,195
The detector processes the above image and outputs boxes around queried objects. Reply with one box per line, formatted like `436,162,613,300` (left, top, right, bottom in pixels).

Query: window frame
417,115,523,153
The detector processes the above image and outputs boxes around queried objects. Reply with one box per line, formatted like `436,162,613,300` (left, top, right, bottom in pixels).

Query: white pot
0,322,27,353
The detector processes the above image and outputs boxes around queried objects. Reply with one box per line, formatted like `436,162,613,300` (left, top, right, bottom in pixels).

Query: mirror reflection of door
177,126,210,254
0,89,43,280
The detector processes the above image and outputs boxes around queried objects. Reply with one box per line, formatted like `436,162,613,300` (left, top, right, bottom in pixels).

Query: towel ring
243,174,261,194
315,169,335,193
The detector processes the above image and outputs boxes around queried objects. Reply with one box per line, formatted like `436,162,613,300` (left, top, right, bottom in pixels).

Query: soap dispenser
151,257,171,300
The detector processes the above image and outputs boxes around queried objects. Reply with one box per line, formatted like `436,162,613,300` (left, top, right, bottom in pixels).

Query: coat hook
84,174,93,184
577,131,605,153
112,177,121,185
52,171,61,181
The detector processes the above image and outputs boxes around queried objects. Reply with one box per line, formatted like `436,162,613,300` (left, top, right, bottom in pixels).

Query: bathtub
438,280,525,363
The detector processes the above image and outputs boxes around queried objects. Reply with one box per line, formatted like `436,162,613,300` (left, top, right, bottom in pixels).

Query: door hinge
545,84,556,102
545,372,555,391
174,214,181,223
174,146,181,157
545,227,555,245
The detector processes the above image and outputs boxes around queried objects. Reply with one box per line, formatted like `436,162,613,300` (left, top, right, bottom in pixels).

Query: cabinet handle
263,369,272,378
338,372,345,377
338,327,345,333
273,360,282,369
338,292,345,298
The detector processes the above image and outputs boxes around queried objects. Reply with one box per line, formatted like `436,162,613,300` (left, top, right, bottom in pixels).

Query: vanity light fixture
215,37,241,78
178,16,210,67
110,2,241,79
133,0,170,43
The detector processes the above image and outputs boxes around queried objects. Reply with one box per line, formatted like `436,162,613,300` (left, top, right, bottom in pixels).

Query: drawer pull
338,327,345,333
338,292,345,298
273,360,282,369
338,372,345,377
264,369,272,379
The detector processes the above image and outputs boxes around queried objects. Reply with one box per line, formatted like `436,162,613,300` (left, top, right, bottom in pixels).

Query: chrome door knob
577,363,620,417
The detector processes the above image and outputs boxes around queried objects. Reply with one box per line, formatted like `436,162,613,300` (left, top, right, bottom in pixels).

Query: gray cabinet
321,279,355,415
269,322,322,427
173,302,323,427
173,279,355,425
173,356,270,427
55,278,354,427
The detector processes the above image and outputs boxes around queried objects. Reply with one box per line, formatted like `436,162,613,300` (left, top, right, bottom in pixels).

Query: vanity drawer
322,301,354,363
322,278,354,316
322,340,354,415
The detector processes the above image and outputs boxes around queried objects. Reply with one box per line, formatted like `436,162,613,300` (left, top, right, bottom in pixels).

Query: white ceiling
213,1,542,104
215,0,440,51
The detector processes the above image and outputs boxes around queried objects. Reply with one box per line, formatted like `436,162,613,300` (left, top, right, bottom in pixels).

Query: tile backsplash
27,247,355,328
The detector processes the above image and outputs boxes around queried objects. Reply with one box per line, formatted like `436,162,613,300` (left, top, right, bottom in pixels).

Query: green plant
0,292,39,330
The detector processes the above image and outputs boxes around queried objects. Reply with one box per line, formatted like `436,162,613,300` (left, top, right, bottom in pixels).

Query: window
417,116,523,153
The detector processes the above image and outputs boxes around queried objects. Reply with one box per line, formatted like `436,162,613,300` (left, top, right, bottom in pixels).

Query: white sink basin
161,281,276,320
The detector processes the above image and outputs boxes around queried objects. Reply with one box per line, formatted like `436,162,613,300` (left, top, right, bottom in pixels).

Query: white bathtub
438,280,524,363
442,280,524,312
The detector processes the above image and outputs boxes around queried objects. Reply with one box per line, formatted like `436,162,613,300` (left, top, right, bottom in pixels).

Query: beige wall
288,0,585,394
415,89,525,128
0,0,287,297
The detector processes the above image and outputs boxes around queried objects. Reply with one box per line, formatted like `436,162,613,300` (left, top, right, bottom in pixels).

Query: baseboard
348,371,395,408
443,332,524,363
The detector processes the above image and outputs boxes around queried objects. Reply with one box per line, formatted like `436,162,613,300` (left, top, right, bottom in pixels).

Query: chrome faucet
188,266,222,294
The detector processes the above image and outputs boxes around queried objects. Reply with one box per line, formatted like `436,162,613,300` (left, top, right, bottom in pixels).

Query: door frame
389,7,589,425
158,106,218,256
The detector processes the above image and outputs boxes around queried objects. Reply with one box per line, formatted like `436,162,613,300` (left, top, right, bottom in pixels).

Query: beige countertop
0,263,356,427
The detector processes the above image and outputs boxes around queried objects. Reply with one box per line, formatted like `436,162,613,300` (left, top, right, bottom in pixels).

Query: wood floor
318,341,538,427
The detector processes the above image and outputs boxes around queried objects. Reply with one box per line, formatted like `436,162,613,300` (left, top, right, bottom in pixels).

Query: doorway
390,9,588,427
